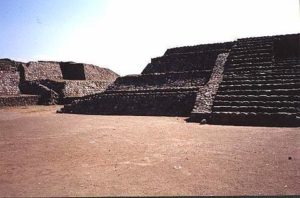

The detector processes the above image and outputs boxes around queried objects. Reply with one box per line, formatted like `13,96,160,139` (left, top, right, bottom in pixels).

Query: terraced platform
60,42,233,116
59,72,205,116
61,33,300,126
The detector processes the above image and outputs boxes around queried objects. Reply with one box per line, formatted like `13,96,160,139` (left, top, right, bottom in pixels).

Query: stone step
275,62,300,66
236,40,273,45
237,40,273,46
228,61,273,67
213,100,300,107
231,52,272,59
236,43,273,49
223,73,300,81
221,78,300,85
224,68,300,76
276,58,300,62
210,112,300,126
214,95,300,102
164,42,234,55
217,88,300,95
219,82,300,90
238,37,274,42
81,90,198,98
233,44,273,51
229,57,272,64
226,64,300,72
212,105,297,113
123,69,212,77
237,39,273,44
105,86,199,94
110,69,211,86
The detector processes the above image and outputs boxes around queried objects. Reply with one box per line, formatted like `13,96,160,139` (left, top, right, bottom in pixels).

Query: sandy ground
0,105,299,197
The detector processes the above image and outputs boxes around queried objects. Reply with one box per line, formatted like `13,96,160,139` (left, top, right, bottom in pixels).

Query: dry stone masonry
60,33,300,126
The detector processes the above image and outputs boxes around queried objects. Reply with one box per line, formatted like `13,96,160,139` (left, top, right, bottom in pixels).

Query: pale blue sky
0,0,107,62
1,0,300,75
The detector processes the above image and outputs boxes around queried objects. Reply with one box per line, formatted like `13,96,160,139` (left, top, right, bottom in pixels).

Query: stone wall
26,79,113,103
0,59,21,95
107,70,210,92
0,58,20,71
19,80,59,105
142,52,218,74
21,61,119,81
0,95,39,107
142,42,234,74
164,42,234,55
60,91,197,116
63,80,113,97
22,61,63,81
0,71,20,95
83,64,119,81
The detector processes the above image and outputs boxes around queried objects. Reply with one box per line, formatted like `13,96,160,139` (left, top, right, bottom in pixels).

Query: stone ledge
0,95,40,107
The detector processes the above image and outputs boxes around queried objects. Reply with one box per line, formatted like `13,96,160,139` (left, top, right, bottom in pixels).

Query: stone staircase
211,37,300,126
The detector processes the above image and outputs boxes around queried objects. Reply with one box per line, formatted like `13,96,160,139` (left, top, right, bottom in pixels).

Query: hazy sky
0,0,300,75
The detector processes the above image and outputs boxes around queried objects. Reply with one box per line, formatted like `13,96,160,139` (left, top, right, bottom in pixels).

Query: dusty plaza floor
0,106,299,196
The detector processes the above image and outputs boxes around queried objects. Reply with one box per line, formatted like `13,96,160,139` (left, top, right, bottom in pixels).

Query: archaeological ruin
1,33,299,126
0,59,119,106
60,33,300,126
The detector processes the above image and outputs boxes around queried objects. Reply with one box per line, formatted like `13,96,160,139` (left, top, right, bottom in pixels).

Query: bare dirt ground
0,105,299,197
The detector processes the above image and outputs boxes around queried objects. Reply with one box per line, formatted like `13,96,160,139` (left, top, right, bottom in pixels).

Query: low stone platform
60,91,197,116
0,95,40,107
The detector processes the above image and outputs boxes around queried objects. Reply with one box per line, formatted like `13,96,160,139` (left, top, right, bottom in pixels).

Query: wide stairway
211,36,300,126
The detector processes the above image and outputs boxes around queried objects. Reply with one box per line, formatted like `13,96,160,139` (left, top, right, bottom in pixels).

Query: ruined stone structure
0,59,118,107
60,42,233,116
61,33,300,126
